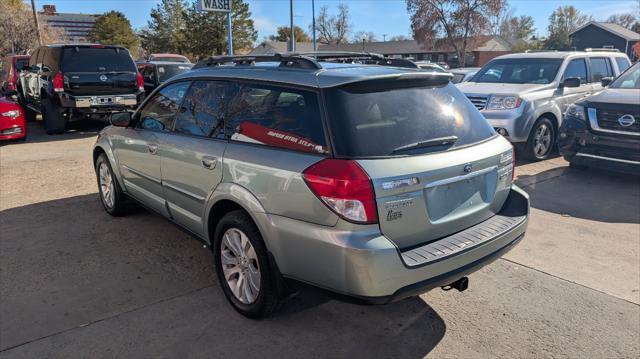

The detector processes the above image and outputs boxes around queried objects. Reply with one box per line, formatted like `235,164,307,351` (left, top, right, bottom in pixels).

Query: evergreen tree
545,6,591,50
139,0,188,54
89,11,139,54
268,26,311,43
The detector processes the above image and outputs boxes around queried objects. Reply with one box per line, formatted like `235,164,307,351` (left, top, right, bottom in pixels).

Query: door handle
201,156,217,169
147,143,158,154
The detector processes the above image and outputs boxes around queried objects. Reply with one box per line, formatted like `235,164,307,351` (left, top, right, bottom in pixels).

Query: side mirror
110,112,132,127
560,77,581,88
600,77,614,87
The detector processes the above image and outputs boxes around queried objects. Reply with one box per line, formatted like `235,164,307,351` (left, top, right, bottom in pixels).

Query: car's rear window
15,59,29,71
324,80,495,157
61,47,136,72
157,64,193,82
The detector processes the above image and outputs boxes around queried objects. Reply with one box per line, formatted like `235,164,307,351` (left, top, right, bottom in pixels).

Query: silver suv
93,54,530,318
458,50,631,160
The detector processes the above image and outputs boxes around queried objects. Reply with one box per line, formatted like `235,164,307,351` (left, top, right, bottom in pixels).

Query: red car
1,55,30,94
0,97,26,141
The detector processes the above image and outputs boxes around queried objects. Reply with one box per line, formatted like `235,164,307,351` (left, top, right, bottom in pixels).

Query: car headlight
565,104,586,122
487,95,522,110
1,110,20,119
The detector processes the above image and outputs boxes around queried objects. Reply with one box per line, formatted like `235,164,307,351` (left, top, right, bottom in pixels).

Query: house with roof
570,22,640,60
249,36,513,68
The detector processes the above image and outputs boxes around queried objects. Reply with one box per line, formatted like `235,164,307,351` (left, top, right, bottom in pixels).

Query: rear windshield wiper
389,136,458,155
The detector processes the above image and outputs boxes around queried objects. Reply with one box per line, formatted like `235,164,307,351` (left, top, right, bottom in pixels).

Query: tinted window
610,63,640,89
137,82,190,131
174,81,226,137
225,83,327,154
325,81,495,157
61,47,136,72
563,58,587,83
589,58,612,82
615,57,631,72
157,64,193,82
15,59,29,71
474,58,562,84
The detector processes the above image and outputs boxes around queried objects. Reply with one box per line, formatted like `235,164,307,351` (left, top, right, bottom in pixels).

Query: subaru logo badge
618,114,635,127
463,163,473,173
99,74,108,82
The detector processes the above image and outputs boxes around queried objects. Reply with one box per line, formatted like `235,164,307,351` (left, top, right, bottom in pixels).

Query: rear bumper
258,185,529,301
57,93,141,112
559,118,640,174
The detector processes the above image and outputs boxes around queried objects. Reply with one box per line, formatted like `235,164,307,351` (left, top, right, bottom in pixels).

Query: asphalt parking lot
1,121,639,358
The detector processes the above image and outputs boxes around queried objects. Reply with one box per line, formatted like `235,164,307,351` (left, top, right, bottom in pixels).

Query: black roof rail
296,51,419,69
193,53,322,70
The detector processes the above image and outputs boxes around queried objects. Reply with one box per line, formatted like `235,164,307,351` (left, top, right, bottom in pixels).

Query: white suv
458,50,631,160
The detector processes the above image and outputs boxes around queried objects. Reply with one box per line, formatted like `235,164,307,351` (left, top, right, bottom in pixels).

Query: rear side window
563,58,587,84
615,57,631,72
137,82,190,131
61,47,136,72
325,80,495,157
174,81,225,138
225,83,328,154
589,57,612,82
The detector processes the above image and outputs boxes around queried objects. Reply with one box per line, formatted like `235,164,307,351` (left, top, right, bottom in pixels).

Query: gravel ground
1,121,638,358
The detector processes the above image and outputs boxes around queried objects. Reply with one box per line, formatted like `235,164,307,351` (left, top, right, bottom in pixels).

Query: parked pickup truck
19,44,144,134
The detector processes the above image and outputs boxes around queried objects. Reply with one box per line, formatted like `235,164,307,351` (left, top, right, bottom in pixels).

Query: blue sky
32,0,638,42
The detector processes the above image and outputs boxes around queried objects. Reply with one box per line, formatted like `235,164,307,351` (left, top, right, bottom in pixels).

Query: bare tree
487,0,511,35
606,13,637,29
0,1,65,56
312,4,351,44
406,0,505,67
500,15,535,40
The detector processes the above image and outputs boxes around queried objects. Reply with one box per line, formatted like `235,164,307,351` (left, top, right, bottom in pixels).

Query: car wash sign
197,0,231,12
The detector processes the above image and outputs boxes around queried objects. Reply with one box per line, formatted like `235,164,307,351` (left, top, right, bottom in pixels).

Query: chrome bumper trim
587,107,640,137
575,152,640,165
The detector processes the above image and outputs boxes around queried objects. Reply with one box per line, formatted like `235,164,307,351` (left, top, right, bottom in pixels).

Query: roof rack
524,50,558,53
193,54,322,70
297,51,419,69
585,47,620,52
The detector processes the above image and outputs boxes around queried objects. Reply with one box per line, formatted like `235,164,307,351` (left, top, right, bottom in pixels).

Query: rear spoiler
331,72,454,89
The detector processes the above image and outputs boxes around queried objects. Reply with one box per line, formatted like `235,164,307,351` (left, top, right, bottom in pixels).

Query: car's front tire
95,153,129,216
524,117,555,161
214,210,282,318
42,98,66,134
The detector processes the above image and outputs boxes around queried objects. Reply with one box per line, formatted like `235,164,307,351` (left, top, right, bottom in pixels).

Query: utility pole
30,0,42,46
312,0,317,52
289,0,295,52
383,34,387,42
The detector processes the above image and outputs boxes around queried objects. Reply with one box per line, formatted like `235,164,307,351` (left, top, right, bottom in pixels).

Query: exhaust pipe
441,277,469,292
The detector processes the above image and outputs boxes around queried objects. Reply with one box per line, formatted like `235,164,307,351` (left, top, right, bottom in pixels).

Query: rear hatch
324,77,514,249
60,46,138,96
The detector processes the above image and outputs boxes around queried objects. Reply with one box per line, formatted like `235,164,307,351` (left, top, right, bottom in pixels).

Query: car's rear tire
95,153,129,216
524,117,555,161
214,210,282,318
42,98,66,134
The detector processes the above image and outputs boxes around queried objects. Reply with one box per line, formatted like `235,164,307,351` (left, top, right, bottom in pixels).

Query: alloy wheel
533,123,552,158
221,228,261,304
99,162,115,209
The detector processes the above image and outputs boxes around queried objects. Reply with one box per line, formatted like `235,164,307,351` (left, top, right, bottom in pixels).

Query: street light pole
312,0,317,52
289,0,295,52
30,0,42,46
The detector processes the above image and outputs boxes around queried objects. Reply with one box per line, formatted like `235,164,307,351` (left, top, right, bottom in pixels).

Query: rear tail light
53,72,64,92
136,72,144,91
303,159,378,224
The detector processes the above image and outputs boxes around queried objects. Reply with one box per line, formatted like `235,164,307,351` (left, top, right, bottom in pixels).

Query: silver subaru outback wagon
93,54,530,318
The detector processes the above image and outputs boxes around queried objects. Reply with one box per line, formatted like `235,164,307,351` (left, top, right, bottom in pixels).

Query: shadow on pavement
0,194,445,357
522,166,640,224
14,119,109,144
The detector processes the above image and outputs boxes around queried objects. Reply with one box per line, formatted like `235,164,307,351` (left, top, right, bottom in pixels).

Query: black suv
559,62,640,174
19,44,144,134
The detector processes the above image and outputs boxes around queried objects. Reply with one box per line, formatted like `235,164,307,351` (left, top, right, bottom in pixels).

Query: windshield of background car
472,58,563,84
609,63,640,89
15,59,29,71
61,47,136,72
157,64,193,82
325,80,495,157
